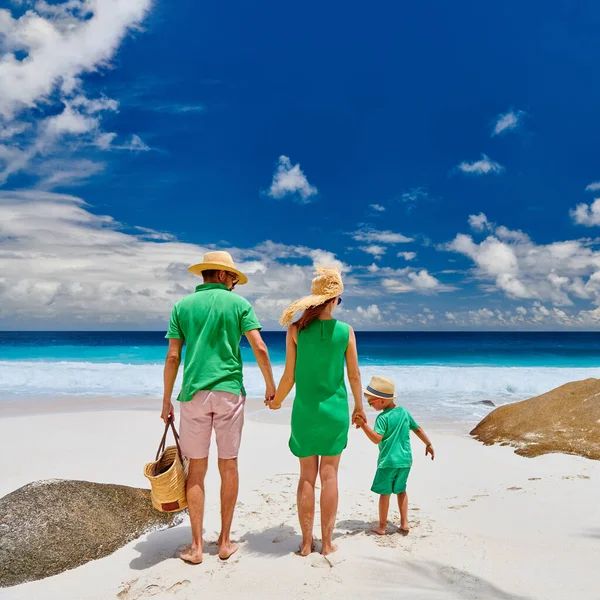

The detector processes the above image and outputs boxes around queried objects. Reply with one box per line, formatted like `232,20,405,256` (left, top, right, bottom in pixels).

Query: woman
266,267,367,556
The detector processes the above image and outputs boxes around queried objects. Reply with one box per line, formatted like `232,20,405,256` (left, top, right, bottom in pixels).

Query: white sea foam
1,360,598,423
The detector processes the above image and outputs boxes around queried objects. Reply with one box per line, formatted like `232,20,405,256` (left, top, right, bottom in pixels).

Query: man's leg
297,456,319,556
213,392,245,559
217,457,239,559
180,458,208,563
178,391,212,564
319,454,341,556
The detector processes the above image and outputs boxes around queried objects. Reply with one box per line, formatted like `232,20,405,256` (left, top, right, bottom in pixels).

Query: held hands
161,401,174,424
352,406,367,429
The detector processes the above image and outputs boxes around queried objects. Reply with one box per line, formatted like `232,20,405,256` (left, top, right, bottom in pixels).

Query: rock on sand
470,378,600,460
0,480,182,587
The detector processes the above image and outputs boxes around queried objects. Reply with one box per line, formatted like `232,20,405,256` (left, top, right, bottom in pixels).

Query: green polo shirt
374,406,419,468
166,283,261,401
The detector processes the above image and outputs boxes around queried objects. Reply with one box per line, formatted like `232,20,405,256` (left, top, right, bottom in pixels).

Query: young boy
356,375,434,535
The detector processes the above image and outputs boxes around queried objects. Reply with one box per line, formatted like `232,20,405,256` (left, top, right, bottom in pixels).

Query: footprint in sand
528,477,542,481
506,487,523,491
118,578,191,599
448,505,468,510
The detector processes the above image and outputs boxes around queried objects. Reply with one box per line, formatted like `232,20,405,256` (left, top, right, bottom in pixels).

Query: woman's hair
294,298,336,331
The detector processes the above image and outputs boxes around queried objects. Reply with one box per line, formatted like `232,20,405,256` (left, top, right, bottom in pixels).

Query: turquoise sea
2,331,600,423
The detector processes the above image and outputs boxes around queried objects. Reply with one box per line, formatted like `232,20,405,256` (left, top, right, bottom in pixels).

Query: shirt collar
195,283,229,293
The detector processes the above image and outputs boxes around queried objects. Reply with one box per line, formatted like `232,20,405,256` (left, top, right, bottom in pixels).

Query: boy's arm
356,417,383,445
413,426,435,460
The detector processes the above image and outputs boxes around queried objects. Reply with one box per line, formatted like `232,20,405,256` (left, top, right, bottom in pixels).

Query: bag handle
155,416,183,462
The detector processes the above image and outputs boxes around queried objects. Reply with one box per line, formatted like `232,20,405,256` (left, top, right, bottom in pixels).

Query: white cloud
370,204,385,212
0,0,153,183
351,227,413,244
457,154,504,175
382,269,457,294
360,245,386,258
0,190,358,328
35,158,106,189
492,110,525,136
570,198,600,226
400,187,429,211
446,217,600,306
267,155,318,203
585,182,600,192
397,251,416,261
468,212,493,232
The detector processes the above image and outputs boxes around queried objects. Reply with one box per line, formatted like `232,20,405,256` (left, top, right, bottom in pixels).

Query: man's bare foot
321,543,338,556
371,525,387,535
218,541,239,560
179,545,203,564
296,540,314,557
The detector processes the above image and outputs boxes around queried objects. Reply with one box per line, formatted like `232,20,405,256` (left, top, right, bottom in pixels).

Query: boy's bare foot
296,540,315,556
321,543,338,556
371,525,387,535
179,545,203,564
218,541,239,560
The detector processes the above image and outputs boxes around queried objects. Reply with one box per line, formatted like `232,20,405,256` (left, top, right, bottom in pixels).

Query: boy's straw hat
279,266,343,326
188,251,248,285
364,375,397,399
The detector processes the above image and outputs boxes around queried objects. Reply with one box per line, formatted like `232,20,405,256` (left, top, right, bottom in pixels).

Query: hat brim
188,263,248,285
279,292,341,326
363,388,398,400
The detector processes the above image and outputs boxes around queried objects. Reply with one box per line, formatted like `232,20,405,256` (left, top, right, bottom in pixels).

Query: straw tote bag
144,417,188,512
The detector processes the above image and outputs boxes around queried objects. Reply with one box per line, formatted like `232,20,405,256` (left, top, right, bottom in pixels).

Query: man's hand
161,401,174,424
352,406,367,429
265,384,276,403
425,444,435,460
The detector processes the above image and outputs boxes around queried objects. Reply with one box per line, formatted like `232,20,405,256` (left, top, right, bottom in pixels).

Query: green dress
289,319,350,457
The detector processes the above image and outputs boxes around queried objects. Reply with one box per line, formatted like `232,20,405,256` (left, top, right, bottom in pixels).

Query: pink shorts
180,390,245,459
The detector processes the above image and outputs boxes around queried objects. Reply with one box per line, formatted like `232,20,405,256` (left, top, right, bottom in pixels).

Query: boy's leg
397,491,409,532
297,456,319,556
372,494,390,535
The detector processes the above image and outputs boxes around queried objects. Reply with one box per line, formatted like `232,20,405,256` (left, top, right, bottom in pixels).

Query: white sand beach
0,405,598,600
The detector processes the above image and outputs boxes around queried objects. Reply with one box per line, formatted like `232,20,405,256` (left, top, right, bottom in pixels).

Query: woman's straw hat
279,266,344,326
364,375,397,399
188,251,248,285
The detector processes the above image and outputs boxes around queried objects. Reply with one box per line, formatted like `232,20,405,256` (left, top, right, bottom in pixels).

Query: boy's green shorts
371,466,411,495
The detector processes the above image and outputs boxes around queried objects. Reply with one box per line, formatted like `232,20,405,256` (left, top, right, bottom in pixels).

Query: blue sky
2,0,600,329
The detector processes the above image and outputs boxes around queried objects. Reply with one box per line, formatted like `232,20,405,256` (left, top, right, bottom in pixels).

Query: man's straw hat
364,375,397,399
188,251,248,285
279,266,343,326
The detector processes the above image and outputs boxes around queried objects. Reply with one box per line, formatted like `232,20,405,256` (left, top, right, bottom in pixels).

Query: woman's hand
265,398,282,410
352,406,367,428
161,401,174,424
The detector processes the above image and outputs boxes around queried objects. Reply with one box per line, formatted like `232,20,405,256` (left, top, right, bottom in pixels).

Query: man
161,250,276,564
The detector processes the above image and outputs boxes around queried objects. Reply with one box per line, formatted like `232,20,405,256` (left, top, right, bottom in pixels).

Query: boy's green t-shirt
374,406,419,468
165,283,261,401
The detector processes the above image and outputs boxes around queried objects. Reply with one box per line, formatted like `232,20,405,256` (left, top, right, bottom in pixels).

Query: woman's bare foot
321,543,338,556
218,541,239,560
296,539,314,556
179,545,203,564
371,525,387,535
399,522,410,535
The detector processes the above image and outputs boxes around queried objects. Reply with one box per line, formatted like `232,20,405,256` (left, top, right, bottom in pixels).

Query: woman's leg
319,454,341,555
297,456,319,556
